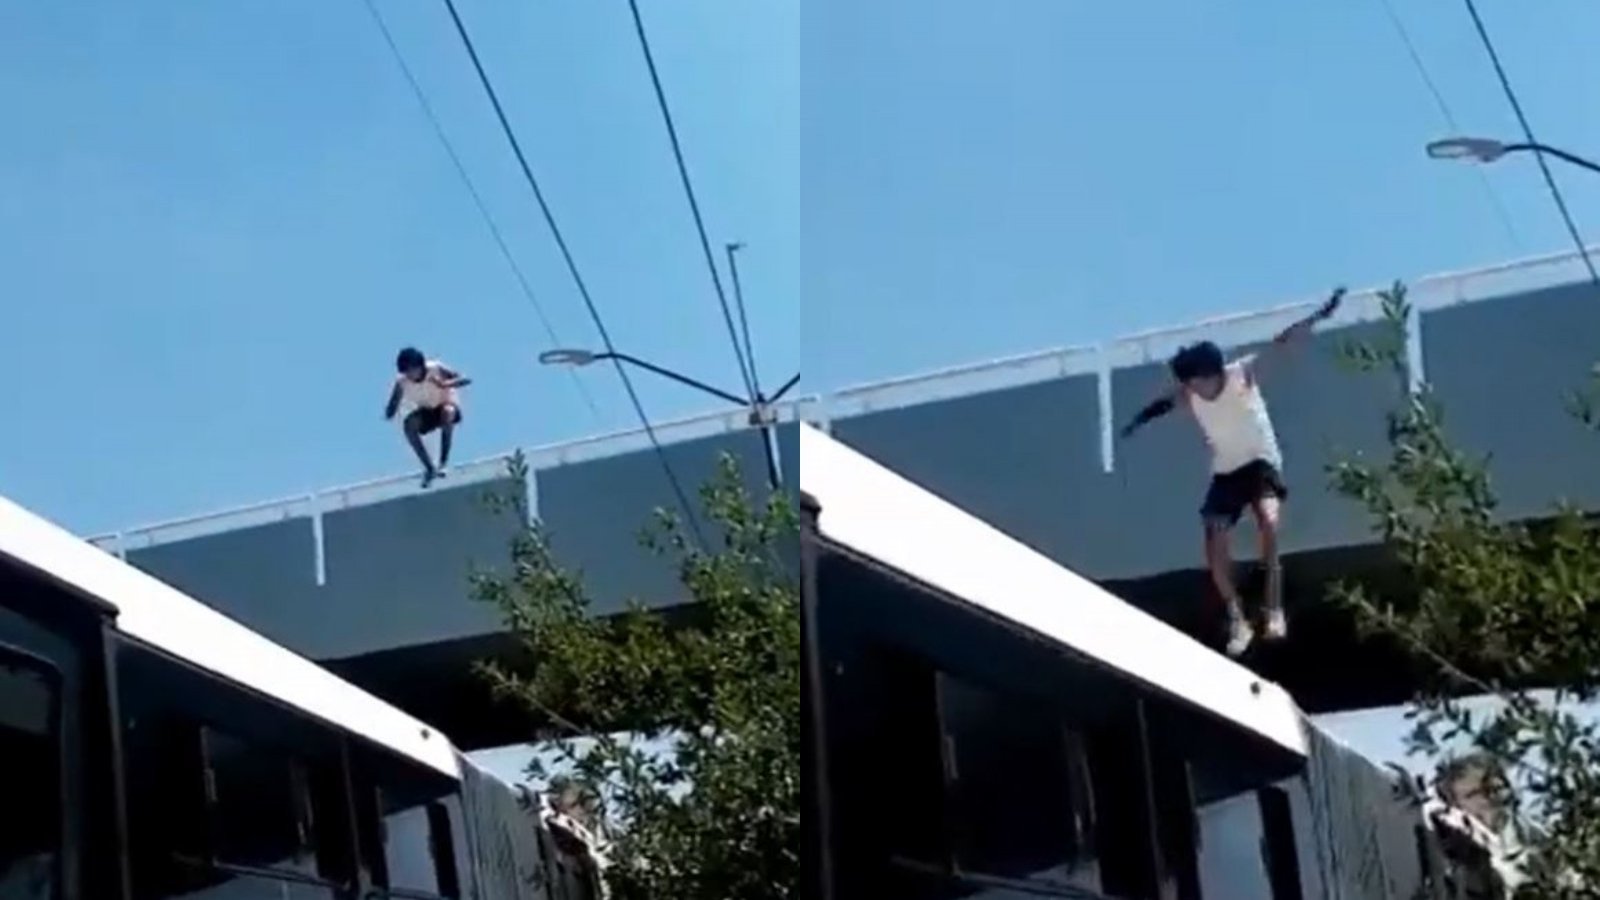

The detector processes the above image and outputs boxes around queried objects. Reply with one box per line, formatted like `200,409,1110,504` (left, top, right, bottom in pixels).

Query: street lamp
538,348,600,366
540,347,800,489
1426,136,1511,163
1427,136,1600,176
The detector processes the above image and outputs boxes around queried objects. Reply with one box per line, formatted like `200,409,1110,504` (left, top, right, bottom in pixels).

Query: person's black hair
396,346,426,372
1169,341,1225,382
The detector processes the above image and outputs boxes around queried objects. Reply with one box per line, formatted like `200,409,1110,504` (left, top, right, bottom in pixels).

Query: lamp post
1426,136,1600,176
540,348,799,490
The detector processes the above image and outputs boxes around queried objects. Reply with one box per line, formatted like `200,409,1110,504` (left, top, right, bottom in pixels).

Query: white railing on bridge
91,401,808,562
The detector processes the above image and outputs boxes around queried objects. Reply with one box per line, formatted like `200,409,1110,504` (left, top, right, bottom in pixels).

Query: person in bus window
1118,287,1343,658
384,346,471,488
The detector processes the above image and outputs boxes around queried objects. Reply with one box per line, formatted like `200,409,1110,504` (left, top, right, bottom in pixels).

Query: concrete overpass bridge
91,247,1600,740
91,404,802,746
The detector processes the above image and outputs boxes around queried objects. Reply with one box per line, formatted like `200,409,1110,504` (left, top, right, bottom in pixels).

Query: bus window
117,637,357,899
0,652,59,899
377,791,458,897
937,671,1102,893
355,749,462,899
203,726,320,877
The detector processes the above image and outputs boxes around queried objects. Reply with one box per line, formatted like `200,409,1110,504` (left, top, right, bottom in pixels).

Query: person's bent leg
404,411,437,478
1205,517,1254,656
1254,496,1286,639
1204,518,1244,616
437,404,459,471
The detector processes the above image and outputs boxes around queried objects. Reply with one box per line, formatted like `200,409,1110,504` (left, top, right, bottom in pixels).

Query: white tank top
1188,359,1281,474
396,360,459,411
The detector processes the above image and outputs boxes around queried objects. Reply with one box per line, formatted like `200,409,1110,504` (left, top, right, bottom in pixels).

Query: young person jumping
384,346,471,488
1120,287,1344,657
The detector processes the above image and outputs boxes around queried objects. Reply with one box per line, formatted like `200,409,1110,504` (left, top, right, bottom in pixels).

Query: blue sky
1314,693,1583,777
804,0,1600,387
0,0,797,532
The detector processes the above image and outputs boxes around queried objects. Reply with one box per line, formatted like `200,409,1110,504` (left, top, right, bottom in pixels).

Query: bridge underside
322,633,535,751
1108,540,1423,714
323,602,709,751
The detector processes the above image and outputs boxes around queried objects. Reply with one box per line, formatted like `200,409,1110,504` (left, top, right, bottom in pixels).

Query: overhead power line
438,0,707,547
1459,0,1599,287
358,0,602,424
1374,0,1522,252
623,0,758,404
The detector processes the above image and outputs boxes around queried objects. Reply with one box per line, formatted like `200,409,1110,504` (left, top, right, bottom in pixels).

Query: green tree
1329,283,1600,896
472,453,800,900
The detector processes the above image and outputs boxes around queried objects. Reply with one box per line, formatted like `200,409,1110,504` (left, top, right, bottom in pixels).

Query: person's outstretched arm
1246,286,1345,383
1121,384,1183,439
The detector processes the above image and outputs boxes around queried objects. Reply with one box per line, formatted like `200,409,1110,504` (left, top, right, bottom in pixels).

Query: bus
0,492,600,899
800,423,1510,899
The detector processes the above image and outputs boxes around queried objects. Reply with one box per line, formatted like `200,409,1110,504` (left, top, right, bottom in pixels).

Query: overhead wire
357,0,603,425
1373,0,1523,253
1459,0,1600,287
438,0,707,547
623,0,759,404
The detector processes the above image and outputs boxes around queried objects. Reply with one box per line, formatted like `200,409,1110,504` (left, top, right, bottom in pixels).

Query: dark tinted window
380,794,442,894
872,649,947,866
938,672,1100,892
0,654,59,899
1195,792,1273,899
205,727,319,876
359,752,461,899
118,640,357,899
1258,787,1304,900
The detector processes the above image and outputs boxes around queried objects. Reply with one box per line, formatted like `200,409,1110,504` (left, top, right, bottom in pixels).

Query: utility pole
727,240,785,493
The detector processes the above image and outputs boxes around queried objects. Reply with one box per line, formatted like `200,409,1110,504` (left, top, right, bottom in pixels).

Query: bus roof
801,423,1309,758
0,495,460,778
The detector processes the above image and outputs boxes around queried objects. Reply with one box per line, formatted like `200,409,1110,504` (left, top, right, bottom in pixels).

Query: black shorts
1200,459,1287,527
408,405,461,434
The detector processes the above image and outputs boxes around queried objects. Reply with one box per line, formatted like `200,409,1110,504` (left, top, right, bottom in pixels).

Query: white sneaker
1225,617,1255,658
1263,606,1288,641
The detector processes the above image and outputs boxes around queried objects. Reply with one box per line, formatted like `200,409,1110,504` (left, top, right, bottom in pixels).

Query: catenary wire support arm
769,372,801,403
594,352,751,407
546,350,800,489
1499,142,1600,177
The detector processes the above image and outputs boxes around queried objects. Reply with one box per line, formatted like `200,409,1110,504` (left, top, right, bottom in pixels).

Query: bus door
0,562,124,900
0,602,87,899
